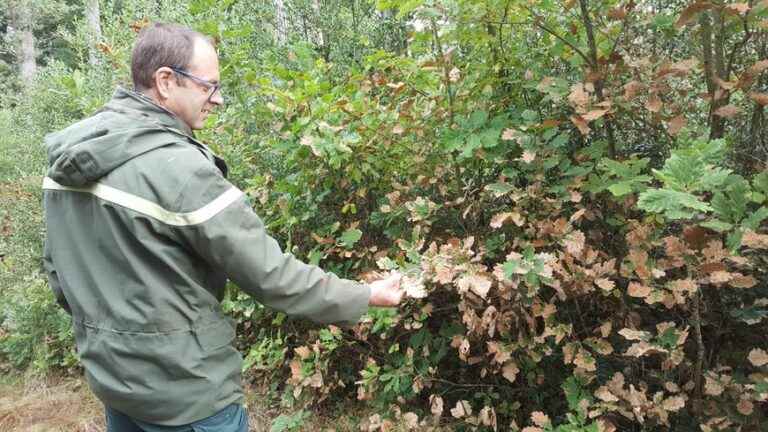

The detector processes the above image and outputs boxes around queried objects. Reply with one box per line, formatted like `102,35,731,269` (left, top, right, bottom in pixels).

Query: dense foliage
1,0,767,430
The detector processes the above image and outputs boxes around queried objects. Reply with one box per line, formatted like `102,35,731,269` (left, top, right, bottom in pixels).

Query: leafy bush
2,0,768,430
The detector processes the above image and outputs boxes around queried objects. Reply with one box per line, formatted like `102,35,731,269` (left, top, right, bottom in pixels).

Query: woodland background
1,0,767,431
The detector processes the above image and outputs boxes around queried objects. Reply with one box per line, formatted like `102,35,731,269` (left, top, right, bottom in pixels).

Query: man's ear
153,67,175,100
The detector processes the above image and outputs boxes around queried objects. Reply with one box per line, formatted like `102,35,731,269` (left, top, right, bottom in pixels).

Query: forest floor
0,371,366,432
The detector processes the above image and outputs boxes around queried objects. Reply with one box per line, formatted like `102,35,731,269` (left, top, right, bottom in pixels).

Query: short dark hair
130,22,212,92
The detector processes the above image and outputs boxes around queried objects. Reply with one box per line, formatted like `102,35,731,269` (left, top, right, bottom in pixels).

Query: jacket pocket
195,319,235,352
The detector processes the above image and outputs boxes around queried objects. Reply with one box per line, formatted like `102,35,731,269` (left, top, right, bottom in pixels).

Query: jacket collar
104,87,195,137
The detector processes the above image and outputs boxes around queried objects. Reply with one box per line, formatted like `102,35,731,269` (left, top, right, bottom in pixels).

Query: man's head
131,23,223,130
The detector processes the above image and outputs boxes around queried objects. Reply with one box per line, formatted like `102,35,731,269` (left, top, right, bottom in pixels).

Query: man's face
162,39,223,130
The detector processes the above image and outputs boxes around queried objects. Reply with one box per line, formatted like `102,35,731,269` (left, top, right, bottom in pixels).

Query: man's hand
368,272,404,307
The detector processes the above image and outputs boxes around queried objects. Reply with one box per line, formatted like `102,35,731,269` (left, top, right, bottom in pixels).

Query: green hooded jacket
42,87,371,426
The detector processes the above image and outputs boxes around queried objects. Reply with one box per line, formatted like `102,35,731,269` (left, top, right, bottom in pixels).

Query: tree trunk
700,11,727,139
85,0,103,66
274,0,288,46
10,0,38,85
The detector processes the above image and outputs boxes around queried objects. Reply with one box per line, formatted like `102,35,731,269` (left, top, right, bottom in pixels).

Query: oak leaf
667,115,686,135
741,230,768,249
737,400,754,416
570,115,591,135
726,3,750,14
595,278,615,292
662,396,686,412
582,109,609,121
450,400,472,418
430,394,444,417
502,361,520,383
676,1,714,28
531,411,551,428
704,375,724,396
628,282,651,298
618,328,650,341
645,95,663,113
749,92,768,105
748,348,768,367
714,105,741,118
623,80,644,100
595,386,619,402
568,83,589,111
730,274,757,288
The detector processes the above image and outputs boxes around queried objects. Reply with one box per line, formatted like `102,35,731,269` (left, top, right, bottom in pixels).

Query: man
42,22,403,432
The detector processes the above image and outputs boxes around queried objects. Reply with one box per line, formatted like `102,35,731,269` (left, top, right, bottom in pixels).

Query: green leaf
743,206,768,230
637,189,711,219
486,182,515,196
607,181,634,197
339,228,363,248
700,220,733,232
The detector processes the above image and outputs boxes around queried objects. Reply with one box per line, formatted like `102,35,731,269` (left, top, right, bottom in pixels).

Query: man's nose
210,89,224,106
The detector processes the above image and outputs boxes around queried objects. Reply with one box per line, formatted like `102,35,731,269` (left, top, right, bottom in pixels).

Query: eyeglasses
169,67,222,102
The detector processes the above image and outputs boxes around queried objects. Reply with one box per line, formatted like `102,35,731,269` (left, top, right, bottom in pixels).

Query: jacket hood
45,87,208,187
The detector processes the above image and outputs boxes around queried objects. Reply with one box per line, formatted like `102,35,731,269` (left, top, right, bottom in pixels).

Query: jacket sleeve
172,163,371,327
43,235,71,315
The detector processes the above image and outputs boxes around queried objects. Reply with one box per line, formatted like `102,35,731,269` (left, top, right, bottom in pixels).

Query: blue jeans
105,403,249,432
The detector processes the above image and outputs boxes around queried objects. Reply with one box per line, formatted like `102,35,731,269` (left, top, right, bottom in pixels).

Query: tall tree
7,0,38,84
85,0,102,66
274,0,287,46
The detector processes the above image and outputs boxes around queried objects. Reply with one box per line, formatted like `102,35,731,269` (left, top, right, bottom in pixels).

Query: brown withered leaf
625,341,661,357
684,225,714,250
294,346,312,360
748,348,768,366
450,400,472,418
568,83,589,111
595,278,616,292
618,328,650,341
595,386,620,402
531,411,551,428
623,80,644,100
564,230,586,256
520,150,537,163
570,115,591,135
457,274,492,299
608,6,627,20
130,17,150,33
699,262,726,274
709,271,733,284
741,230,768,248
582,109,609,121
541,118,561,128
704,375,724,396
502,361,520,383
675,1,714,29
599,321,613,338
749,92,768,105
669,278,698,294
715,77,738,90
502,128,520,141
430,394,444,417
645,95,663,113
713,104,741,118
490,212,512,228
662,396,686,412
730,274,757,288
737,400,754,416
667,115,687,135
574,349,596,371
628,282,651,298
726,3,751,14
